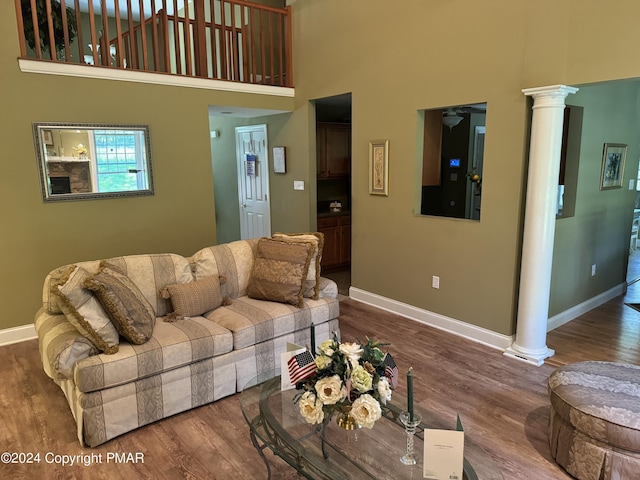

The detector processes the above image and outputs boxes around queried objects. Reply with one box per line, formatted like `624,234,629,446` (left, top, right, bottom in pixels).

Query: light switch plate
294,180,305,190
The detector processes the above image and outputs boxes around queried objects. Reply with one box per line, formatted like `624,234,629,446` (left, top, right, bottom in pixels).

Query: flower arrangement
292,334,397,429
73,143,87,156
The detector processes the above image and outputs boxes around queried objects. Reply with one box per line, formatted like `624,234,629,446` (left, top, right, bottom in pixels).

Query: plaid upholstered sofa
35,237,340,447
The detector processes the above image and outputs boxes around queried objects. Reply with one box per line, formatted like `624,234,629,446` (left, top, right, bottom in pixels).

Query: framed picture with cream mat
369,139,389,196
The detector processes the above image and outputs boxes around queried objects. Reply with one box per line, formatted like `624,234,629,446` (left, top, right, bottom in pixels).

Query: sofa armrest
317,277,339,299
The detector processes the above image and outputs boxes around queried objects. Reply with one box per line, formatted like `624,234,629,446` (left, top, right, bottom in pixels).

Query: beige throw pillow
247,237,314,308
161,275,228,318
83,263,156,345
50,265,120,354
272,232,324,300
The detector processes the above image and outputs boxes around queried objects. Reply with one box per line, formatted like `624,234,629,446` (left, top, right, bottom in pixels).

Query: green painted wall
0,2,292,330
550,82,640,315
286,0,640,336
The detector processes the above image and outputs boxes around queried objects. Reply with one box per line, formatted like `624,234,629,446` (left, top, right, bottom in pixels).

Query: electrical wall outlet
432,275,440,289
591,264,596,276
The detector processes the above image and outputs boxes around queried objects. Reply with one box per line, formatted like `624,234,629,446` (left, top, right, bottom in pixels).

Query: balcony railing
14,0,292,87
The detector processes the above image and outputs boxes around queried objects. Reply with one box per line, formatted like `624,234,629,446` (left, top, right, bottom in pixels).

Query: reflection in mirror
33,123,153,202
419,103,486,220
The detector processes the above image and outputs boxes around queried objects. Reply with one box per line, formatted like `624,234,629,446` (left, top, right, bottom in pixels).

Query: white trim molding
547,283,625,332
18,59,295,97
348,287,513,351
0,324,37,347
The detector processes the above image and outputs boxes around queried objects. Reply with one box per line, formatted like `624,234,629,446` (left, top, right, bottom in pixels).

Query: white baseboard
0,324,37,347
547,283,625,332
348,287,513,351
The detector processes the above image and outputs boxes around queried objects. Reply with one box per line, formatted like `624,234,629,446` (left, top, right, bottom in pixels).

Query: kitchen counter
317,210,351,218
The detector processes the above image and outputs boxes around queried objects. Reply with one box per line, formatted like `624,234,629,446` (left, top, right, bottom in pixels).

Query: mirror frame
33,122,154,202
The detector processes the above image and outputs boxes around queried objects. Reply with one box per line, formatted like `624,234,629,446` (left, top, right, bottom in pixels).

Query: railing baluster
125,0,136,68
172,0,181,74
44,0,57,60
113,0,124,68
150,0,159,71
209,0,218,79
268,11,274,85
259,9,265,84
100,0,110,66
139,0,149,70
220,0,228,80
183,0,192,76
74,0,85,63
230,2,238,81
249,6,256,83
87,0,98,65
59,0,70,61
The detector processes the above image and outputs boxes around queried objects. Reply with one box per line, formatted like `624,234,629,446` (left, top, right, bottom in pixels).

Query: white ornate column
504,84,578,366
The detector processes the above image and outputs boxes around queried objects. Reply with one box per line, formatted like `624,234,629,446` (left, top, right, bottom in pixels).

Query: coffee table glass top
240,372,503,480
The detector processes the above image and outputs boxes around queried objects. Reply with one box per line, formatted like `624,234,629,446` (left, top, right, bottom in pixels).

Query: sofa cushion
247,237,314,308
272,232,324,300
73,316,234,393
205,295,340,351
162,275,227,318
84,263,156,345
50,265,120,354
190,239,259,299
104,253,194,317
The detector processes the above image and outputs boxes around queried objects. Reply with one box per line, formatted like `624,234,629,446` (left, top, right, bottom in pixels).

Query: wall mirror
33,123,153,202
419,103,486,220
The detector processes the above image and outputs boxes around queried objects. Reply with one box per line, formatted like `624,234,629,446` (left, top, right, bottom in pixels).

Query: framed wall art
43,129,54,146
600,143,627,190
273,146,286,173
369,139,389,196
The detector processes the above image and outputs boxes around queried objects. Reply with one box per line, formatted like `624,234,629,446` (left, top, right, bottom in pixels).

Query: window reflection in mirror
33,123,153,202
419,103,486,220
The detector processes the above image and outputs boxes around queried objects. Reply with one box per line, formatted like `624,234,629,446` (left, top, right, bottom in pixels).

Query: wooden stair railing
14,0,292,87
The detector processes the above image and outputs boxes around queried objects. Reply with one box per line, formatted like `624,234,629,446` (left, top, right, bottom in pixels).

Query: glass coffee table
240,372,504,480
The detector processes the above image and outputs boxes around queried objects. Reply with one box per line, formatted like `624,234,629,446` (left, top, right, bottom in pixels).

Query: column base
503,345,555,366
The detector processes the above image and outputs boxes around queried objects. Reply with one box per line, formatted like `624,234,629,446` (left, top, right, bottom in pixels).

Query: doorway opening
314,93,352,296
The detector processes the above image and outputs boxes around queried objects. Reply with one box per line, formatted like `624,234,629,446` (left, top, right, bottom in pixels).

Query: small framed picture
600,143,627,190
369,140,389,196
43,129,54,146
273,146,286,174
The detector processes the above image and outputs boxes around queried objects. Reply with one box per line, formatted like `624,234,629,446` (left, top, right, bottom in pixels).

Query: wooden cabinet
318,215,351,268
317,123,351,178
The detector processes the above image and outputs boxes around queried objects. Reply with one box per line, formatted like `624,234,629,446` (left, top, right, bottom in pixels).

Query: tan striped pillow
50,265,120,354
163,275,226,318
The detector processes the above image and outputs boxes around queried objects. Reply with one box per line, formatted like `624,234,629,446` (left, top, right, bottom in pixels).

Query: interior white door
236,125,271,239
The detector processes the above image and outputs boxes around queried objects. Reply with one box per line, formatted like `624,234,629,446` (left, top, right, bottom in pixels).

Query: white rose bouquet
292,333,397,429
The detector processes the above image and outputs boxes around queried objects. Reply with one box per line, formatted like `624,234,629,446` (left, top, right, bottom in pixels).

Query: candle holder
399,410,422,465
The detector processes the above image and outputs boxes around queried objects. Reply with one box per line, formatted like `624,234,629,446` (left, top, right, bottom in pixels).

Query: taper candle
407,367,414,421
310,323,316,357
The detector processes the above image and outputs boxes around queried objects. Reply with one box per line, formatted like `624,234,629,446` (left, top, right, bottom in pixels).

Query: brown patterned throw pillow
272,232,324,300
83,263,156,345
247,237,314,308
161,275,228,318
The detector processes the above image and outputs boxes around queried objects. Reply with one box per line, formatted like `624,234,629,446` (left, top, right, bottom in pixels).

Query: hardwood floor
2,286,640,480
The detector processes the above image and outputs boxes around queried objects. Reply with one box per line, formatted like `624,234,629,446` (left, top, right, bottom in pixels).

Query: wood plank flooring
2,284,640,480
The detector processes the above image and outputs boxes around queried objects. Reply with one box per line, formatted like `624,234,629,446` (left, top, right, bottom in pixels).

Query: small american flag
287,350,317,385
383,353,398,388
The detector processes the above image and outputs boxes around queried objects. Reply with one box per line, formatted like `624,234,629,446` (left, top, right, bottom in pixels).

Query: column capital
522,84,579,102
